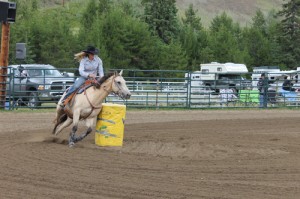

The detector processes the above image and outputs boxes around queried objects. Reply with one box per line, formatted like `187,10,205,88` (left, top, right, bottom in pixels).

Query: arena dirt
0,109,299,199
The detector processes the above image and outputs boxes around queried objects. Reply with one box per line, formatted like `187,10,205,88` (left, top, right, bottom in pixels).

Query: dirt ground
0,109,300,199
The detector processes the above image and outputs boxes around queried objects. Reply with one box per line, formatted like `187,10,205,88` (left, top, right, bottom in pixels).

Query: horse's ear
119,70,123,76
114,71,118,76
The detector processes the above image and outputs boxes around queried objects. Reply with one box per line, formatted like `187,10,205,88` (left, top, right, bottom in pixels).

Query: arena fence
1,68,300,110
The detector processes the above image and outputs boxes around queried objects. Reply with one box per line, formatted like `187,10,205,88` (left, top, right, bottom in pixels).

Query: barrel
95,103,126,147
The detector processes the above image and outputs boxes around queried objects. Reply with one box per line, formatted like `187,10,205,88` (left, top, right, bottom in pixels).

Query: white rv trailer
186,62,251,92
199,62,248,81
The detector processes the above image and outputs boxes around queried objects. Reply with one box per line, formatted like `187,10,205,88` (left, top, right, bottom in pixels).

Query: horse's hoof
69,142,75,147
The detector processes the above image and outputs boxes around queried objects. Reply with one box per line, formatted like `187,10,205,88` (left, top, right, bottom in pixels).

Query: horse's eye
117,81,121,85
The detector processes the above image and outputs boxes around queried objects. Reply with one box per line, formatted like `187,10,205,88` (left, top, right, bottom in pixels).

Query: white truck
186,62,251,93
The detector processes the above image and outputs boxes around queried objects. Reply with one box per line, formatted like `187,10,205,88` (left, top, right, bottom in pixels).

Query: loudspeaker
16,43,26,60
0,2,9,22
7,2,16,23
0,2,16,23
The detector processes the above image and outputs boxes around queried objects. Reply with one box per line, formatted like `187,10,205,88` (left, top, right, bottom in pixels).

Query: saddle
62,78,99,107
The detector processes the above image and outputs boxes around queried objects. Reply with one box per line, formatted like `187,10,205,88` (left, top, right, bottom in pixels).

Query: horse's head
110,70,131,100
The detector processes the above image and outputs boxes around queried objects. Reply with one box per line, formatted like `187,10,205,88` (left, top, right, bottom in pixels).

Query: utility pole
0,0,16,109
0,21,10,108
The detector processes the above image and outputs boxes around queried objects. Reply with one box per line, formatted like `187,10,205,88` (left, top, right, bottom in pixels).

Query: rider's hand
88,74,96,79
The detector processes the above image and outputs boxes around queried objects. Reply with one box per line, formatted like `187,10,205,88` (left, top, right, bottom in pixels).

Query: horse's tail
52,113,68,134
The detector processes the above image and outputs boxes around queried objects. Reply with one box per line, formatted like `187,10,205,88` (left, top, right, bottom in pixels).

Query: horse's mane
97,72,114,85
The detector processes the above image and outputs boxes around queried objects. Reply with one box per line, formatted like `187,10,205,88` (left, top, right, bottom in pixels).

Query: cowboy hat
83,45,99,55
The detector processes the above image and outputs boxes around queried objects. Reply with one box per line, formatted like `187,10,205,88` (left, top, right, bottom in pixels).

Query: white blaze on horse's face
112,71,131,99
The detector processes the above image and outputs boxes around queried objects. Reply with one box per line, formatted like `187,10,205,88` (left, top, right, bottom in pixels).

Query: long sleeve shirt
257,77,268,95
79,55,104,78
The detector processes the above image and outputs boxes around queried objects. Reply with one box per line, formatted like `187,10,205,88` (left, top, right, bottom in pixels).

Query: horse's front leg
74,127,93,143
69,125,78,147
73,117,95,143
69,110,81,147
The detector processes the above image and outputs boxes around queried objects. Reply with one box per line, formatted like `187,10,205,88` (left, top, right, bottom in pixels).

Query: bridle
85,74,124,108
103,75,125,99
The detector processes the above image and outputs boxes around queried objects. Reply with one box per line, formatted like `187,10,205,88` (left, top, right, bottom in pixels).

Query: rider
60,45,104,107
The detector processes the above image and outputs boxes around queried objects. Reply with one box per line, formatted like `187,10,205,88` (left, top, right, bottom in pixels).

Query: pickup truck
6,64,74,108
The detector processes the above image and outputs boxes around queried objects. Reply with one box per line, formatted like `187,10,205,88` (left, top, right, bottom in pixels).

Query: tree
81,0,98,30
266,11,284,66
156,41,188,71
208,13,246,64
98,8,172,70
210,12,234,33
97,0,111,15
142,0,179,44
277,0,300,68
242,27,272,68
252,9,267,35
182,4,202,31
179,4,208,70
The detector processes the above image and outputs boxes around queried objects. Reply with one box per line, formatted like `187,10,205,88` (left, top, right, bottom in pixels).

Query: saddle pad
77,84,93,94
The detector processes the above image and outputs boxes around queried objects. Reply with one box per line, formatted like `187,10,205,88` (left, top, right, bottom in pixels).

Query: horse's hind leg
73,118,95,143
52,113,68,134
54,117,73,136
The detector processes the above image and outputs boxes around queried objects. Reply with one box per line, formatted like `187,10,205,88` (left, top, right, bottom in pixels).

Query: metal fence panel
2,68,300,110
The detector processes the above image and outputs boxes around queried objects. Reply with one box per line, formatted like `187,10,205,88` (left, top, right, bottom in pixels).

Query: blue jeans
62,76,87,101
259,94,267,108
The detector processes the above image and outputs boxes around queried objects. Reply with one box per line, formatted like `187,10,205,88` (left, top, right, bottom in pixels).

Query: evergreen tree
266,11,284,66
81,0,98,30
208,13,246,64
182,4,202,31
142,0,179,44
210,12,234,33
252,9,267,35
99,8,166,70
242,27,272,68
157,41,188,71
242,10,273,68
277,0,300,68
98,0,111,15
179,4,207,71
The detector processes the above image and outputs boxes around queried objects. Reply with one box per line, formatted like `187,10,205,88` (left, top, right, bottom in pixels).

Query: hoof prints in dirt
122,141,289,160
29,136,69,145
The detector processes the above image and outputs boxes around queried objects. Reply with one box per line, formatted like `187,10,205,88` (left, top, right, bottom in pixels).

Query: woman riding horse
53,71,131,147
60,45,104,108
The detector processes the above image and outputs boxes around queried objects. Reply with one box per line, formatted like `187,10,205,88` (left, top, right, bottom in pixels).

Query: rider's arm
96,56,104,78
79,58,90,78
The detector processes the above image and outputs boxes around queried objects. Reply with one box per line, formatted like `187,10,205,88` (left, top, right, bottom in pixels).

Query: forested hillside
176,0,283,26
3,0,300,72
34,0,284,26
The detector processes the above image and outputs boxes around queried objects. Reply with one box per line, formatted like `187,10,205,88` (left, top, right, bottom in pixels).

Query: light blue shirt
79,55,104,78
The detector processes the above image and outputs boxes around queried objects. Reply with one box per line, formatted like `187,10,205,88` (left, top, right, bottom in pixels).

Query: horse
52,70,131,147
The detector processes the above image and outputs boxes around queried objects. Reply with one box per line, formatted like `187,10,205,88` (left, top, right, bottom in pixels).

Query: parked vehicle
186,62,252,93
6,64,74,108
252,66,298,91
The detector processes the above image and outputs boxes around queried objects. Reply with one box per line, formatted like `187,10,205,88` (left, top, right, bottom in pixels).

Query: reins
83,75,117,119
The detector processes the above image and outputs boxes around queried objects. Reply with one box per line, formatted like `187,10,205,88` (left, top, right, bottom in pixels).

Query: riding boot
60,92,72,108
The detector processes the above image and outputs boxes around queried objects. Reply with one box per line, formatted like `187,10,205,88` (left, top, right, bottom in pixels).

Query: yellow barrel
95,103,126,147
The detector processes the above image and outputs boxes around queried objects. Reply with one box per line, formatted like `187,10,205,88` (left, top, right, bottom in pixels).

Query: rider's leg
61,76,86,106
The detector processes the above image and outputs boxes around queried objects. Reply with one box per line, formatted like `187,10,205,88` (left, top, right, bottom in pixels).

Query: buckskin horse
52,70,131,147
